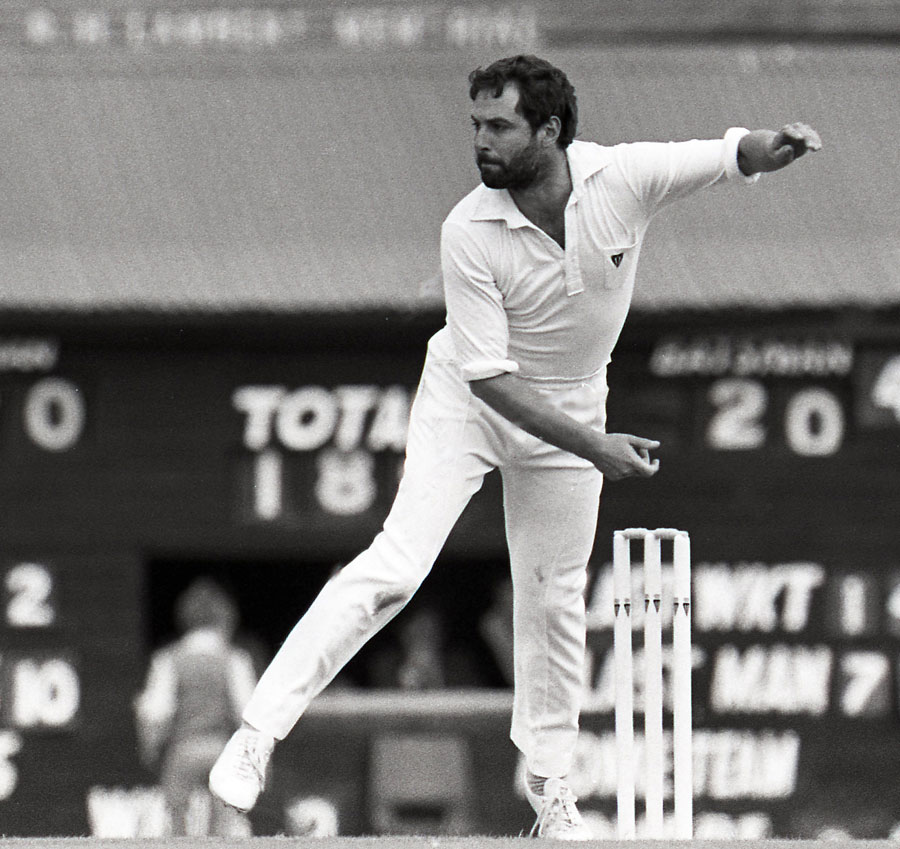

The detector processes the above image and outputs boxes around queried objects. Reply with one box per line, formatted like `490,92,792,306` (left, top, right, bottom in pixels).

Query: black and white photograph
0,1,898,846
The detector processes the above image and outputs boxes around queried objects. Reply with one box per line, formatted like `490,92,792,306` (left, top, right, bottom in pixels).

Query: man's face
471,83,542,190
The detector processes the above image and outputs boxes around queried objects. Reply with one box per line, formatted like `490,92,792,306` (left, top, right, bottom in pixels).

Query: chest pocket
579,232,639,290
594,240,637,290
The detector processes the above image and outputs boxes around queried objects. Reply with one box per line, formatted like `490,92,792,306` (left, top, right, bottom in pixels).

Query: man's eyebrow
470,115,513,125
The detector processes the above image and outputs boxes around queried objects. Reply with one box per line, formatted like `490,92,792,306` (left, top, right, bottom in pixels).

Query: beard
476,140,542,190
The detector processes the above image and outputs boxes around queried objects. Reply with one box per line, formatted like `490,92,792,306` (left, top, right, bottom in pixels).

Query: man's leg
501,454,602,841
244,357,492,738
503,457,602,780
211,355,495,811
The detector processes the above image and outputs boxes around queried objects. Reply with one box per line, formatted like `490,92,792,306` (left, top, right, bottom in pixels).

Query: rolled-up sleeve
440,220,519,381
722,127,760,183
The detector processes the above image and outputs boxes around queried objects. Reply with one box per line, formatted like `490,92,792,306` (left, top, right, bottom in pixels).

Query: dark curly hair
468,55,578,148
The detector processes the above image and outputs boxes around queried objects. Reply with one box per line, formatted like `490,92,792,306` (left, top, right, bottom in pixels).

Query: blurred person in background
135,578,258,836
397,606,447,689
368,606,447,689
209,54,820,839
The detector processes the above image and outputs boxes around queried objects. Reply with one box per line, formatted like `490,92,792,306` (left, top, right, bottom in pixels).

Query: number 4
872,355,900,421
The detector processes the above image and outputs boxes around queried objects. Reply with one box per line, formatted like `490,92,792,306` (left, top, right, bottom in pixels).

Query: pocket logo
610,252,624,268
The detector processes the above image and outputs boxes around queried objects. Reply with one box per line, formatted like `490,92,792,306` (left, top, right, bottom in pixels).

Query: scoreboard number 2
5,563,56,628
707,378,767,450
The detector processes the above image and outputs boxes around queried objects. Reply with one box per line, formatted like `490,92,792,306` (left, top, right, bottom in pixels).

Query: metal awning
0,44,896,313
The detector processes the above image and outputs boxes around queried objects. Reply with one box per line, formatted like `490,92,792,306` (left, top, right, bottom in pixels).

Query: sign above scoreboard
649,335,854,379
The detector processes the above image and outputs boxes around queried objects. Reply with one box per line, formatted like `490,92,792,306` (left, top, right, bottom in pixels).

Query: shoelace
233,733,268,788
530,784,581,837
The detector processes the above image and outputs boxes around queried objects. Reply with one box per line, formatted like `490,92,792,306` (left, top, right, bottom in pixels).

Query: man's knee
355,530,433,613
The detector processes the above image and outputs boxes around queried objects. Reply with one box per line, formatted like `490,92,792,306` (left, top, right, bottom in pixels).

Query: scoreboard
2,307,900,837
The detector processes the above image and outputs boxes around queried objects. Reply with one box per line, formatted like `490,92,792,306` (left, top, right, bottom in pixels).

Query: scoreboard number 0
22,377,85,452
784,388,844,456
706,378,844,456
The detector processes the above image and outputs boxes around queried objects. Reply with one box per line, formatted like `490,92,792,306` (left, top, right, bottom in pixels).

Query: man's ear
540,115,562,147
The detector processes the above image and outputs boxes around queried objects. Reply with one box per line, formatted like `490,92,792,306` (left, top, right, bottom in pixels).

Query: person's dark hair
176,578,238,635
468,55,578,148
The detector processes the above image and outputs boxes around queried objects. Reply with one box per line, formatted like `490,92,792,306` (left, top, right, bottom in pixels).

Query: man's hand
588,432,660,481
737,123,822,175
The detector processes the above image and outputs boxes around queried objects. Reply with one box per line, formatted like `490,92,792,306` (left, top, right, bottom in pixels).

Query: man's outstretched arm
737,122,822,175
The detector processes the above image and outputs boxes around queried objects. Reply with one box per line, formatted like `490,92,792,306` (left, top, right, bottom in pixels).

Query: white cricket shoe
528,777,594,841
209,726,274,813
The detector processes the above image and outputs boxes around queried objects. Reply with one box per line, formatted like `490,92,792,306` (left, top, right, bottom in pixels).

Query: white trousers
243,345,605,779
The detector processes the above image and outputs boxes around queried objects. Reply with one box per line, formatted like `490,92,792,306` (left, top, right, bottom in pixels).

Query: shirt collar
566,139,613,193
470,140,612,226
470,185,530,227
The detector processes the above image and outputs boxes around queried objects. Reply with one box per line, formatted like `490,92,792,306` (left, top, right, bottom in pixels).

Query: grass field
1,839,898,849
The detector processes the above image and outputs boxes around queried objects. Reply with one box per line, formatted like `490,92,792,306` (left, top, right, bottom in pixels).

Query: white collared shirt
434,128,757,382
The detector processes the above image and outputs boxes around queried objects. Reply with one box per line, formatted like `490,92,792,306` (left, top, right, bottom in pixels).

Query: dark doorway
144,555,512,689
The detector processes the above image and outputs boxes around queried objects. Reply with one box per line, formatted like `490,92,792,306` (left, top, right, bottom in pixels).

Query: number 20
707,378,844,456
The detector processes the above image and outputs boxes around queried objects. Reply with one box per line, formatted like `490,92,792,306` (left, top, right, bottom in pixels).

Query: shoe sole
209,774,256,814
